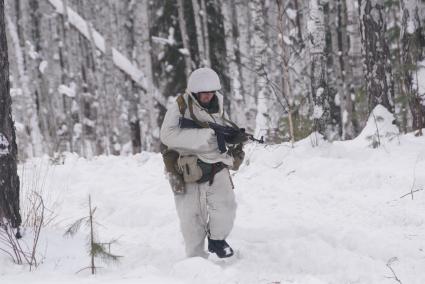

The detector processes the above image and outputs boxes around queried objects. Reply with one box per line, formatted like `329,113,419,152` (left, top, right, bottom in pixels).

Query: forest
3,0,425,161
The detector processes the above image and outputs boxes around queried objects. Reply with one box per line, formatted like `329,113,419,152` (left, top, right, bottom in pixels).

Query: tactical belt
197,160,227,185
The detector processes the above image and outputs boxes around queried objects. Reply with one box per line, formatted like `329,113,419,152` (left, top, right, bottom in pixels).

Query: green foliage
64,217,86,237
278,112,314,142
64,195,121,274
91,242,120,264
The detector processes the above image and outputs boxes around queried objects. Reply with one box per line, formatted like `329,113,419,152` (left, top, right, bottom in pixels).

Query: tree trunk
134,0,160,152
221,0,245,126
276,0,295,144
29,0,57,155
359,0,395,113
199,0,211,67
191,0,208,67
400,0,425,135
308,0,332,139
4,1,43,157
250,0,271,138
0,0,22,228
332,0,355,139
176,0,193,77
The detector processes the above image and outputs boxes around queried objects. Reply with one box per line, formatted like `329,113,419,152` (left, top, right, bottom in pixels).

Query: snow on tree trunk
177,0,193,77
276,0,295,144
122,0,142,154
191,0,208,67
29,0,57,156
400,0,425,135
4,2,43,157
346,0,363,135
221,0,245,126
359,0,395,113
134,0,160,152
331,0,355,140
0,0,22,228
308,0,332,139
103,0,120,155
250,0,271,138
200,0,211,67
234,1,256,133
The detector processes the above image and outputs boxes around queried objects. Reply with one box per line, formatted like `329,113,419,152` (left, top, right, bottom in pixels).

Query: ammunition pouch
161,146,185,194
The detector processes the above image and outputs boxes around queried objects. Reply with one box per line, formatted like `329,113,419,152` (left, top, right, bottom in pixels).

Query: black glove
225,128,249,144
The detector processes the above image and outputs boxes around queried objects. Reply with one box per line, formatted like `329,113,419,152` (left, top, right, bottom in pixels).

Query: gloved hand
227,143,245,171
225,129,249,144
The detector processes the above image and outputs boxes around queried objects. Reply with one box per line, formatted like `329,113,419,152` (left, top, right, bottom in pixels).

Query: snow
178,48,190,56
286,8,297,20
152,36,175,46
313,105,324,119
58,84,76,98
0,133,10,155
2,117,425,283
349,104,399,148
416,60,425,98
39,60,48,74
283,35,293,46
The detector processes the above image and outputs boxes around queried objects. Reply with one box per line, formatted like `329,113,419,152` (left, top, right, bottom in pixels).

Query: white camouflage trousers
174,168,237,257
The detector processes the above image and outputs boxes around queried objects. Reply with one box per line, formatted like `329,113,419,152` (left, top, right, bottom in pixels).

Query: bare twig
386,257,402,284
400,156,423,200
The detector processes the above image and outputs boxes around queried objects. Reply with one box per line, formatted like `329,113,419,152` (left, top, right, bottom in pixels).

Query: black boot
208,238,234,258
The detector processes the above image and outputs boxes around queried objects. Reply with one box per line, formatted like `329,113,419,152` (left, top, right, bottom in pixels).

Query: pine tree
64,195,120,274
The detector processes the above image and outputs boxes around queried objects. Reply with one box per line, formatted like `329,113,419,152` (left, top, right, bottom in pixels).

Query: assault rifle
179,117,264,153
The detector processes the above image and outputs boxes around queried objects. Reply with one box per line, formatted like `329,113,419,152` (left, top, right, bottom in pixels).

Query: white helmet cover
187,67,222,93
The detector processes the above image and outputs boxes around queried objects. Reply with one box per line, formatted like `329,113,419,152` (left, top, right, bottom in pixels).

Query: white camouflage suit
160,91,237,258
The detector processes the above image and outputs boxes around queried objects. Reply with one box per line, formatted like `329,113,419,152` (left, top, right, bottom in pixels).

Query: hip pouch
161,147,185,194
177,155,203,183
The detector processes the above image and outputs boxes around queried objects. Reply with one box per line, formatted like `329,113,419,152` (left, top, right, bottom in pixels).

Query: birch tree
192,0,210,66
250,0,270,138
400,0,425,135
234,1,257,132
329,0,356,139
308,0,332,139
134,0,160,152
176,0,193,77
359,0,394,113
221,0,245,126
5,0,43,157
29,0,57,155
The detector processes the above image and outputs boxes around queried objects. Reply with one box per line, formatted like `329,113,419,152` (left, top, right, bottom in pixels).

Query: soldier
160,67,244,258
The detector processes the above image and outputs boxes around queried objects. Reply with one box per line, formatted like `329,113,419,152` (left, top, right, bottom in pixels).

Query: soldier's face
197,92,215,104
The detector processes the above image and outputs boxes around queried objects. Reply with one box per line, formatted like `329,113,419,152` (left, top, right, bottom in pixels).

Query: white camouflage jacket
160,92,234,167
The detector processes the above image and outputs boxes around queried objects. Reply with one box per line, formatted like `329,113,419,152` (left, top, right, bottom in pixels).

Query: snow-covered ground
2,109,425,284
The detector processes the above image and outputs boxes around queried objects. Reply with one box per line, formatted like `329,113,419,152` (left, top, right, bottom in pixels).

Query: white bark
177,0,193,76
134,0,160,152
4,9,43,157
200,0,211,67
307,0,331,138
250,0,270,138
221,0,245,126
234,1,256,132
191,0,208,66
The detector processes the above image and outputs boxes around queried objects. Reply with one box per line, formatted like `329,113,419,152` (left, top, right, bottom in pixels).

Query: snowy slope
1,121,425,283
